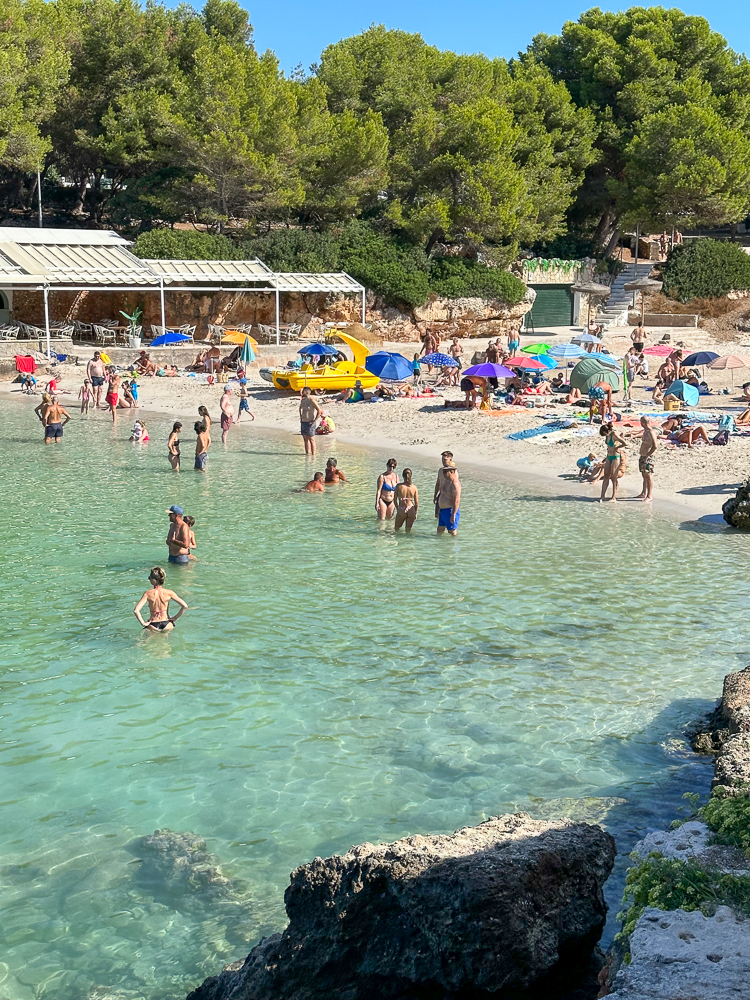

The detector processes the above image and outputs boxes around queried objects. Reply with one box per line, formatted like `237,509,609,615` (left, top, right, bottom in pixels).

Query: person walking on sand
86,351,106,409
599,422,627,502
236,380,255,423
106,372,120,422
633,416,657,501
134,566,188,632
376,458,399,519
437,466,461,536
42,396,71,444
394,469,419,532
219,387,234,444
166,505,191,564
167,421,182,471
299,387,322,456
194,420,210,472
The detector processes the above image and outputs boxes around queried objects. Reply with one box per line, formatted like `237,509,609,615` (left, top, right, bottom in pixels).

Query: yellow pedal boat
270,331,380,392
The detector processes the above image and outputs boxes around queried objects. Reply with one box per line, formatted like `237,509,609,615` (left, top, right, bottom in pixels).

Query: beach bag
712,429,729,446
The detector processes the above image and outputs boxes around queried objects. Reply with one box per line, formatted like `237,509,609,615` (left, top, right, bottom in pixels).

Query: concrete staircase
597,262,655,327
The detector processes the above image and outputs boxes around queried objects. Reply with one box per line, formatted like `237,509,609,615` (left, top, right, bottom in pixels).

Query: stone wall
9,286,533,343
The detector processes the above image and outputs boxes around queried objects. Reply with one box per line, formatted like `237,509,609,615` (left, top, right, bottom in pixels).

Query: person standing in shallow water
219,387,234,444
167,421,182,471
437,467,461,536
394,469,419,532
194,421,210,472
166,505,190,564
376,458,398,519
299,387,322,456
133,566,188,632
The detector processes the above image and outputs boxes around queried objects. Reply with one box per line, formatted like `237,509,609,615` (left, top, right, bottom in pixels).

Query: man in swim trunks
299,387,322,456
434,451,456,516
166,505,191,564
219,387,234,444
86,351,106,409
105,372,120,422
194,421,210,472
42,396,71,444
304,472,325,492
437,467,461,536
236,380,255,423
633,415,657,502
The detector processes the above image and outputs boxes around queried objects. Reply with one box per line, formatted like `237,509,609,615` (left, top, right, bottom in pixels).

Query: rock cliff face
186,812,615,1000
691,666,750,794
722,480,750,530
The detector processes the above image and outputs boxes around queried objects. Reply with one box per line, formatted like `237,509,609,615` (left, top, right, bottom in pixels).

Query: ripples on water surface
0,399,745,998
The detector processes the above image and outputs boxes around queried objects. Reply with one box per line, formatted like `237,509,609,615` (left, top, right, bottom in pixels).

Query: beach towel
14,355,36,374
506,421,568,441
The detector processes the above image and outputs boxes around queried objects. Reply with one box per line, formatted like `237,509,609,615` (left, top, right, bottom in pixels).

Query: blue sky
240,1,748,74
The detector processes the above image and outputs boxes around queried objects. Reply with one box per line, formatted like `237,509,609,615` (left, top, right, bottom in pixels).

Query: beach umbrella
571,280,612,327
683,351,719,367
549,343,585,359
569,357,620,392
623,275,663,323
665,379,699,407
521,343,551,354
571,332,603,345
150,331,190,346
421,352,458,367
298,343,337,356
364,351,413,381
222,331,259,347
535,354,558,369
463,363,517,379
586,352,621,367
643,344,673,356
708,354,750,386
239,336,256,371
505,355,546,370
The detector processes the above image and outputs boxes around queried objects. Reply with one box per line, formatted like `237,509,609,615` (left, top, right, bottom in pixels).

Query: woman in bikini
394,469,419,532
375,458,398,520
133,567,188,632
167,421,182,471
599,422,627,502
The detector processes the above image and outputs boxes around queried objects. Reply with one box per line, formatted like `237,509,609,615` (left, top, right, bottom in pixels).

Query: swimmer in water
133,566,188,632
394,468,419,532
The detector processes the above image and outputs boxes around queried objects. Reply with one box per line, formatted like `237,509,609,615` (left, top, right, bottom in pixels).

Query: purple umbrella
463,363,516,379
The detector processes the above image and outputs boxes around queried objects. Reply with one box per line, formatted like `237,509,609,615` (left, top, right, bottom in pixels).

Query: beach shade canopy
150,331,190,346
421,352,459,367
569,357,620,392
298,343,337,355
521,342,551,354
665,379,699,406
683,351,719,367
505,355,547,370
364,351,413,381
571,332,602,345
222,331,258,347
623,276,663,293
463,362,517,379
708,354,750,370
549,343,585,359
643,344,674,356
571,280,612,297
239,336,255,368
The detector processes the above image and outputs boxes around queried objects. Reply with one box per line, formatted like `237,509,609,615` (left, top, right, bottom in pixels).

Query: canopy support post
43,284,51,359
361,289,366,325
159,276,166,333
275,286,280,345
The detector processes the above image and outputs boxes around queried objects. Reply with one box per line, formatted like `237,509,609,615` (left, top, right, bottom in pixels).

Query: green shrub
701,791,750,853
429,258,526,304
132,229,238,260
662,239,750,302
617,854,750,944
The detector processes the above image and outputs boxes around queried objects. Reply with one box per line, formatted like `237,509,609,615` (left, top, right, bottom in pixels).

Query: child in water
130,419,149,442
78,379,92,413
184,515,198,559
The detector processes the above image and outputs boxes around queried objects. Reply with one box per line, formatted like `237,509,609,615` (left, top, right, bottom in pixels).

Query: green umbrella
569,357,620,393
522,342,551,354
239,336,255,369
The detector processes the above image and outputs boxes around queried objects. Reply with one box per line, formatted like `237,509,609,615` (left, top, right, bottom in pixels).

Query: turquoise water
0,398,745,999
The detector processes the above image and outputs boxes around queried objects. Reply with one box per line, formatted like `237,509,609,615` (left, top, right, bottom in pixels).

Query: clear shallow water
0,398,745,999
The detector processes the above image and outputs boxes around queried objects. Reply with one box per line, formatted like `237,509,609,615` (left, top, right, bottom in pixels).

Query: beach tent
569,357,620,392
665,380,699,407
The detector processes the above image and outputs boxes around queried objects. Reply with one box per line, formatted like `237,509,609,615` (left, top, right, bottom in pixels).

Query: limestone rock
186,812,615,1000
722,480,750,530
713,734,750,795
608,905,750,999
721,667,750,734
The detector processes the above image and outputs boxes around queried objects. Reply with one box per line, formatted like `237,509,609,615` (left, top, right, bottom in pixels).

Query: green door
526,285,573,329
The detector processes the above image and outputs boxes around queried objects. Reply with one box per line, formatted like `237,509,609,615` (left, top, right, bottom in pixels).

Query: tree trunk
72,176,88,216
593,208,618,254
425,228,444,256
603,226,620,258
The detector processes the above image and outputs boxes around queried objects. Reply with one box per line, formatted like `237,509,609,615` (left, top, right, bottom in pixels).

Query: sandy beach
4,323,748,520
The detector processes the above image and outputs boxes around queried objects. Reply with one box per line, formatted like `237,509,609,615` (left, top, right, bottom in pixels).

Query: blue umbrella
463,362,517,379
666,380,700,406
683,351,719,367
150,331,190,346
364,351,412,381
535,354,557,369
421,352,458,367
298,343,337,355
549,343,585,359
587,352,620,367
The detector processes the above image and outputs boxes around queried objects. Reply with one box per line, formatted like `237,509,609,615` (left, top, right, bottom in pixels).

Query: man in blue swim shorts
437,466,461,536
166,505,191,564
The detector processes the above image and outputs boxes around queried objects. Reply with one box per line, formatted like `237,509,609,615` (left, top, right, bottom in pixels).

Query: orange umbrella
222,330,258,347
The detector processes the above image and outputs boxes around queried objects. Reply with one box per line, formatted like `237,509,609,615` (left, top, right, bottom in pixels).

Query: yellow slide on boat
270,331,380,391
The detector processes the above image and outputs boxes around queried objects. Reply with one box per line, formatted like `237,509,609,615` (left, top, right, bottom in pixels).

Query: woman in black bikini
167,421,182,471
133,567,188,632
375,458,398,520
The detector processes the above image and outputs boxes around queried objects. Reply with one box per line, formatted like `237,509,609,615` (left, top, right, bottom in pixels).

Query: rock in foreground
187,812,615,1000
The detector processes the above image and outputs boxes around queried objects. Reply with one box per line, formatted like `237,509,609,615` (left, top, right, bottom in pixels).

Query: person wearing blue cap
236,379,255,423
166,506,190,564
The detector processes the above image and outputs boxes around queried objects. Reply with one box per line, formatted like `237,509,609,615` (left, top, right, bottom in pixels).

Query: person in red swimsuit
105,372,120,422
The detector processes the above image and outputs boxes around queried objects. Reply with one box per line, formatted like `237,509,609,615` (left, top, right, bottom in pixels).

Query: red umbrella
505,355,546,370
642,345,673,356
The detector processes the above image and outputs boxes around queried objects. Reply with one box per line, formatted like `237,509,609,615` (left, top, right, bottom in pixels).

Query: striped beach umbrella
549,343,585,359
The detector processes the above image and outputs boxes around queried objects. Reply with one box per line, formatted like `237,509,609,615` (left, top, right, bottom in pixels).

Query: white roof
273,272,364,293
0,226,128,246
144,258,273,284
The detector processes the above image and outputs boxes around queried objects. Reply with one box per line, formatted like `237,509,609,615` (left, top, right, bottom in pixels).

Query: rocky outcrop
722,480,750,530
186,812,615,1000
690,665,750,754
607,905,750,999
713,734,750,796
